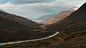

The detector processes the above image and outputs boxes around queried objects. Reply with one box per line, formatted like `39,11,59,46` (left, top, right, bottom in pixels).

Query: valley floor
0,29,86,48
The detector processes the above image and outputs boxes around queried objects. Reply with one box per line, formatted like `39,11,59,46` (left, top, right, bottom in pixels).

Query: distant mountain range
39,7,78,25
37,14,56,21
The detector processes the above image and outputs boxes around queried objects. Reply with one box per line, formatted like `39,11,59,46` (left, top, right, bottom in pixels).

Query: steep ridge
41,8,78,25
0,11,41,29
46,2,86,31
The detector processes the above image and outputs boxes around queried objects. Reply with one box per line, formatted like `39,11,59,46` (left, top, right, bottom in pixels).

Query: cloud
52,0,86,7
0,2,17,9
0,0,86,19
0,1,68,12
0,2,68,19
0,0,56,4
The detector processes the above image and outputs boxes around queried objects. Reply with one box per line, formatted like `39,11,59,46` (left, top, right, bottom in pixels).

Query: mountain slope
0,16,31,30
46,2,86,30
0,9,6,13
0,11,41,29
0,16,32,42
0,11,43,43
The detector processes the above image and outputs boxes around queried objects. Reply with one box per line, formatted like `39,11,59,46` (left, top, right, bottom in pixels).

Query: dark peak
75,2,86,12
79,2,86,8
82,2,86,6
84,2,86,5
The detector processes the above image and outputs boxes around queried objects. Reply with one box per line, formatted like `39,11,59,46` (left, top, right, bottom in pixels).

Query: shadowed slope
0,11,41,29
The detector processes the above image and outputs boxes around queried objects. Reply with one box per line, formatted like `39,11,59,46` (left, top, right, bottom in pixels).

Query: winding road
0,31,59,46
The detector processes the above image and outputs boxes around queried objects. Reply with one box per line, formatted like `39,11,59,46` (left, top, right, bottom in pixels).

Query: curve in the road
0,32,59,46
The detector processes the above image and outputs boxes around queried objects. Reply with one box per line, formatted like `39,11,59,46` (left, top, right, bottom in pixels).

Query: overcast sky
0,0,85,20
